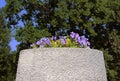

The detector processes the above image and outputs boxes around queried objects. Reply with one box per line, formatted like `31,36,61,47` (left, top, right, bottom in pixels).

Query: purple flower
36,37,51,47
86,41,90,46
76,36,90,47
30,43,35,47
60,38,66,45
41,37,47,41
81,36,86,40
70,32,75,38
75,33,79,40
59,36,66,45
36,40,42,45
45,38,51,46
70,32,80,41
52,36,57,41
77,37,82,44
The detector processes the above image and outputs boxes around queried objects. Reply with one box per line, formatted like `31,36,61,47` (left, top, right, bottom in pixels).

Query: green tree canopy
4,0,120,81
0,8,17,81
0,9,12,81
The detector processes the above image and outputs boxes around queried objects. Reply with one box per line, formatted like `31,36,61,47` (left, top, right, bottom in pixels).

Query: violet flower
36,37,50,47
52,36,57,41
77,36,90,47
30,43,35,47
60,38,66,45
59,36,66,45
36,39,42,45
45,38,51,46
75,33,79,40
70,32,75,39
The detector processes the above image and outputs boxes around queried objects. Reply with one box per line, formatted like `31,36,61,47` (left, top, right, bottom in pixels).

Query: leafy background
0,0,120,81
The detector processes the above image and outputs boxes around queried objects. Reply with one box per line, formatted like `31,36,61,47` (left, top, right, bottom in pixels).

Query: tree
4,0,120,81
0,9,10,81
0,9,17,81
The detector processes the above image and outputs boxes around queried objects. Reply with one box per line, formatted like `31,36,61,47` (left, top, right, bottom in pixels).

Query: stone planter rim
20,48,103,53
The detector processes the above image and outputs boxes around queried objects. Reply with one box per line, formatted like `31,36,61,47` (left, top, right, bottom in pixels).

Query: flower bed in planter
16,48,107,81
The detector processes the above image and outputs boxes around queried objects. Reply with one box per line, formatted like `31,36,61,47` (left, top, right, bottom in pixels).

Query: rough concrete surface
16,48,107,81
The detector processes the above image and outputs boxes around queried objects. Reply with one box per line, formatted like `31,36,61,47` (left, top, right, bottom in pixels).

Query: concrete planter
16,48,107,81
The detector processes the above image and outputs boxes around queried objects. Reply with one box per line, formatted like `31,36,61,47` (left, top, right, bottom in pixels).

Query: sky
0,0,6,8
0,0,20,51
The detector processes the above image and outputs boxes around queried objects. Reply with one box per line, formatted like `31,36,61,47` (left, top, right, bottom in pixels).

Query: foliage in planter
30,32,90,48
